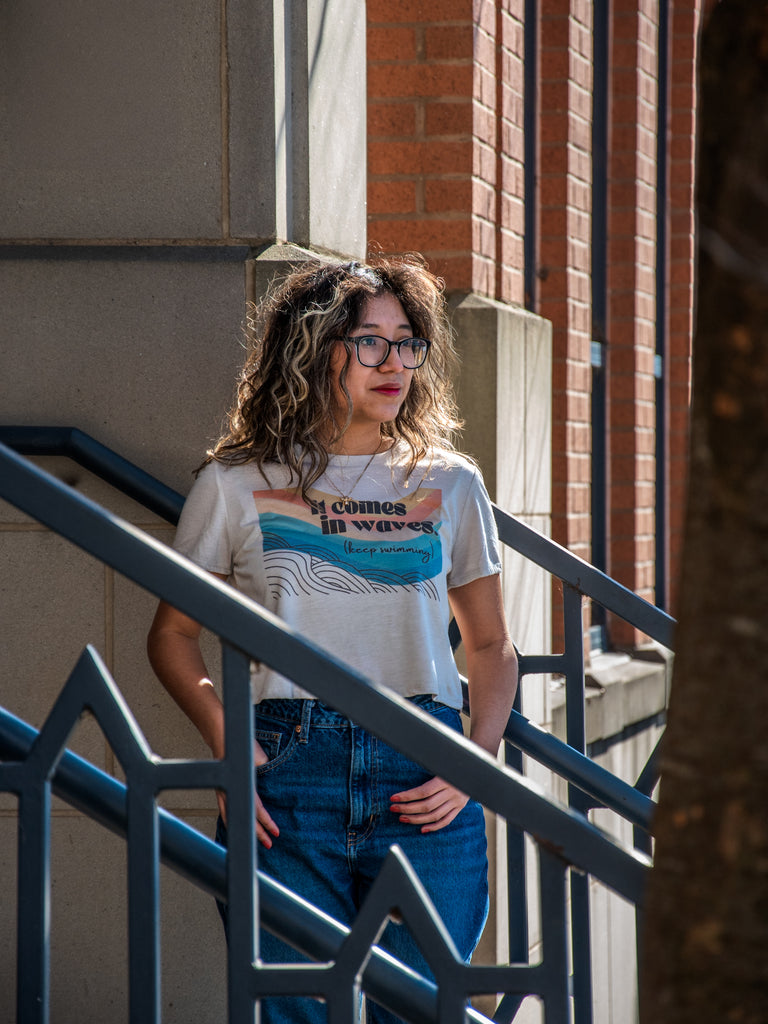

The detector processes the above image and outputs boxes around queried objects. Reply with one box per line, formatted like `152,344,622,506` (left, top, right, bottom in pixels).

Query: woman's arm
147,585,280,847
450,572,518,756
389,572,518,832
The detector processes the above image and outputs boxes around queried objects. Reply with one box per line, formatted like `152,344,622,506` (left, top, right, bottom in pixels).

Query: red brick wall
538,0,594,575
605,0,660,645
498,2,526,304
367,1,700,652
367,0,526,302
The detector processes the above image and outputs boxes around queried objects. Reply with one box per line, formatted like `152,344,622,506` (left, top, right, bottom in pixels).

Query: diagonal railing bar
459,678,655,830
0,428,666,817
635,734,662,797
493,506,676,649
505,706,654,830
0,442,651,905
0,425,184,524
0,702,499,1024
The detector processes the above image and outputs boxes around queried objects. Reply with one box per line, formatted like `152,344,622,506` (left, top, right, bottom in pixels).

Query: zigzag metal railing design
489,510,671,1024
0,662,486,1024
0,431,673,1023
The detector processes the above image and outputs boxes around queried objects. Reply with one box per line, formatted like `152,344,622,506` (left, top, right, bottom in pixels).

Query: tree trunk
640,3,768,1021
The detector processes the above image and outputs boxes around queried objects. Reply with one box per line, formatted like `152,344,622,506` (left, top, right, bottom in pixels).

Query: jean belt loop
298,699,312,743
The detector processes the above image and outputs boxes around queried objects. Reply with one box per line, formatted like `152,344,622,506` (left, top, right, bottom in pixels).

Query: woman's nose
381,342,405,369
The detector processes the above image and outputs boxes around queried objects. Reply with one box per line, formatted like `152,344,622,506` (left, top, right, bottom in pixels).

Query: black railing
0,430,673,1023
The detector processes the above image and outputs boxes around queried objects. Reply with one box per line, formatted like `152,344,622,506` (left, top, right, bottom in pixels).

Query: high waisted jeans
215,696,489,1024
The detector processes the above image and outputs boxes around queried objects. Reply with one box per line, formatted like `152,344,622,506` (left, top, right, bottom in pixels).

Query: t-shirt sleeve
446,466,502,588
172,463,234,576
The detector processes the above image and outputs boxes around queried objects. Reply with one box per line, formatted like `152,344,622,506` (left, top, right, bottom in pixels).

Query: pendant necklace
324,442,382,503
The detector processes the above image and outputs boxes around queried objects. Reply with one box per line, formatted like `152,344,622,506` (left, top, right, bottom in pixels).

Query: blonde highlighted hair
203,254,461,493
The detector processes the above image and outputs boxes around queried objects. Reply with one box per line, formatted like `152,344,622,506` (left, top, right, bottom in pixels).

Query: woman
148,256,518,1023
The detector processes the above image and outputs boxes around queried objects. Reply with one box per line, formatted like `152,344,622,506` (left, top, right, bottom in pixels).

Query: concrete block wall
450,292,554,1015
1,0,366,1017
0,0,366,252
0,252,247,1022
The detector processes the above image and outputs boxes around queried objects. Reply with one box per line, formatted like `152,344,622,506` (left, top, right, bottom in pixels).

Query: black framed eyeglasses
345,335,431,369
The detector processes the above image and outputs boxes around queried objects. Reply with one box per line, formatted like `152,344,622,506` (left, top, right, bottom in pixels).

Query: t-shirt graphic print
255,487,444,600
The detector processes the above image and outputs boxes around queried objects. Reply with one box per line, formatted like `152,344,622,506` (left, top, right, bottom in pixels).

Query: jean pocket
254,719,300,775
254,728,284,763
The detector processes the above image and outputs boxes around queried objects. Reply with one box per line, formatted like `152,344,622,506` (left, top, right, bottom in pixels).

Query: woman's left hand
389,776,469,833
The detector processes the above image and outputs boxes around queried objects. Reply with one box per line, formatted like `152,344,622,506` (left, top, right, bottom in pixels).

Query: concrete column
449,293,553,992
0,0,366,256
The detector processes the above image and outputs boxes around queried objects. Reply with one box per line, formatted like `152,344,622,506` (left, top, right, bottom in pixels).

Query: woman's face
329,292,415,441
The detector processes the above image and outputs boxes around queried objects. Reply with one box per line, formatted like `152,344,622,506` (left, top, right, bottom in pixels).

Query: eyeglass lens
351,336,430,368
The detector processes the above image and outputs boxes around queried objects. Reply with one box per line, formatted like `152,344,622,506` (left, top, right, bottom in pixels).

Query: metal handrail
0,425,184,524
0,441,649,900
0,429,672,1024
0,426,668,818
493,508,675,650
0,426,676,647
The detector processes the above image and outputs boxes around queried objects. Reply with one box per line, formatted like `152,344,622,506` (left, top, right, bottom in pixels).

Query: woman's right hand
215,739,281,849
148,594,280,848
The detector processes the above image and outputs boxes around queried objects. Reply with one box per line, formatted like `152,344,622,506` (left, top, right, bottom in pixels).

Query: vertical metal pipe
563,584,593,1023
505,687,530,967
563,585,586,756
570,872,593,1024
654,0,671,611
538,849,571,1022
497,683,530,1022
16,780,51,1024
524,0,539,310
127,781,161,1024
222,643,257,1023
591,0,610,653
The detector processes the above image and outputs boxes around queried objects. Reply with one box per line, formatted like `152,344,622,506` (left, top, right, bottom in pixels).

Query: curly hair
203,254,462,494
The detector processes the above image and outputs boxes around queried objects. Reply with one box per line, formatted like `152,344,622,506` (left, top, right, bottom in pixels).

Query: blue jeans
215,696,489,1023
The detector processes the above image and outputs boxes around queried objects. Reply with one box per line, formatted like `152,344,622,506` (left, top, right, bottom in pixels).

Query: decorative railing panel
0,431,673,1024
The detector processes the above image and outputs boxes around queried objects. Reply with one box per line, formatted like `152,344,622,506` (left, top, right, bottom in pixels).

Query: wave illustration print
261,516,441,600
265,549,439,600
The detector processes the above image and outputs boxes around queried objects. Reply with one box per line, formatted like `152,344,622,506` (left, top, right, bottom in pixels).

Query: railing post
221,643,258,1023
562,584,593,1024
126,778,162,1024
496,687,530,1024
538,848,572,1024
16,778,51,1024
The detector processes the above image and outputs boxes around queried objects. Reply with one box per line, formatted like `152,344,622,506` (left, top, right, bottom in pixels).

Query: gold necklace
324,444,381,503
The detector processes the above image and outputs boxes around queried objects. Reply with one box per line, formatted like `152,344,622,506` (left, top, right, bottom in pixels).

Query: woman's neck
328,426,387,456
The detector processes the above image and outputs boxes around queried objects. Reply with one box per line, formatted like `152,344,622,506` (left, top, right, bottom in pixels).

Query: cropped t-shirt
173,443,501,709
